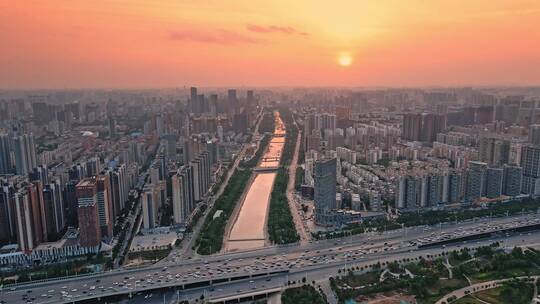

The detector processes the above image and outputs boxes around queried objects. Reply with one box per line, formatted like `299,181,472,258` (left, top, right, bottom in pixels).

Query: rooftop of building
76,178,97,187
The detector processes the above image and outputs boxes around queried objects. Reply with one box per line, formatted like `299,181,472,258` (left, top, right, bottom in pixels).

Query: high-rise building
0,133,12,174
441,173,450,204
163,134,178,160
396,176,406,209
29,165,48,186
486,167,504,198
190,159,201,203
14,187,38,252
247,90,254,105
65,102,81,122
521,145,540,196
190,87,198,103
402,113,446,143
172,165,195,225
206,139,219,165
405,176,421,209
492,140,510,166
402,113,422,141
198,94,208,114
69,163,87,181
475,106,494,124
427,174,443,206
96,175,113,238
189,87,205,115
465,161,488,201
31,101,51,125
0,184,16,244
529,124,540,145
503,164,523,197
479,137,510,166
42,180,65,241
108,117,117,139
233,111,249,134
217,125,224,142
141,185,159,229
76,179,101,248
209,94,218,115
63,181,78,227
228,89,237,114
156,114,164,137
85,157,101,178
448,170,463,203
190,151,211,202
105,164,129,219
306,134,321,152
12,183,44,252
171,171,185,225
396,175,430,209
369,191,382,212
421,113,447,143
314,158,337,225
321,114,337,131
479,137,495,164
28,182,45,246
13,134,37,175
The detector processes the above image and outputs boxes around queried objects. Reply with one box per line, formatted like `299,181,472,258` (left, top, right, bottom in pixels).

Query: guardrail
418,222,540,249
52,269,290,303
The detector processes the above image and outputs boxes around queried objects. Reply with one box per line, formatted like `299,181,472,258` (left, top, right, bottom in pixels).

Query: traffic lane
3,213,539,303
206,233,540,303
6,231,540,304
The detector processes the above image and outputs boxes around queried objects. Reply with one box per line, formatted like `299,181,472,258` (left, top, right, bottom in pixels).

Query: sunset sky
1,1,540,88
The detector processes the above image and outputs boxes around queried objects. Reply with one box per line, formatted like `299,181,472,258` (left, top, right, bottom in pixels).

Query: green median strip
267,108,300,245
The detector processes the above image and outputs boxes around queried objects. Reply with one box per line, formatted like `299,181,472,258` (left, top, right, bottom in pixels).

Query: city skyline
4,2,540,303
2,1,540,89
3,85,540,303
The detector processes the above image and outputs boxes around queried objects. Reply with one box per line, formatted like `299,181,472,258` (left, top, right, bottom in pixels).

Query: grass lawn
338,271,380,287
469,271,497,283
474,287,504,304
127,248,171,262
333,245,540,304
428,278,468,293
453,283,532,304
281,285,326,304
469,268,536,284
405,260,448,278
453,296,484,304
416,278,469,304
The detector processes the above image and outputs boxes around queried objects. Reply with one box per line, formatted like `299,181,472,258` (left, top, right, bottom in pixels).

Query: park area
330,243,540,304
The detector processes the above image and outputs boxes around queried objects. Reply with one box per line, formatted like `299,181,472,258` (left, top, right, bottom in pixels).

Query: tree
511,246,524,259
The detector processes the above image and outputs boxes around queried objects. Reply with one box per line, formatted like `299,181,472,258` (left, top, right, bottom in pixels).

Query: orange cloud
246,24,309,36
169,29,261,44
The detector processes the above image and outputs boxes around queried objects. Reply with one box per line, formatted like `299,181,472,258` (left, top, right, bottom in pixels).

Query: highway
138,232,540,304
4,212,540,304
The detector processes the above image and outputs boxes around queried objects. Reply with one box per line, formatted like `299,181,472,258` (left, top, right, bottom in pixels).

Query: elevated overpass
208,287,282,303
254,166,279,172
419,222,540,248
4,213,540,303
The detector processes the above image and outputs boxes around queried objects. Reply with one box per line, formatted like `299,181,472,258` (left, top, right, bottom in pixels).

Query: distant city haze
1,1,540,88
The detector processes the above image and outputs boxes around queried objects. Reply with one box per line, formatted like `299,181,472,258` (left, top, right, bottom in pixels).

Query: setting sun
338,53,353,67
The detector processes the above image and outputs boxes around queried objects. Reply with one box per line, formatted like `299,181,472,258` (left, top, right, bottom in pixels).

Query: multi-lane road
4,212,540,303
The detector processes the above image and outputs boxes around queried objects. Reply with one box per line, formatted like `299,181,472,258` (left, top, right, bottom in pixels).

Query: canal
226,111,285,251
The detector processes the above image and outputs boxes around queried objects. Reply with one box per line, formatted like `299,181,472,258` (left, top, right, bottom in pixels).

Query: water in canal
227,112,285,251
